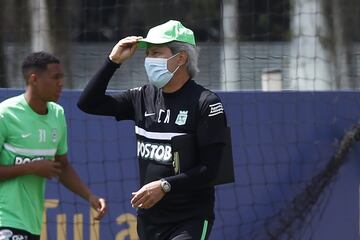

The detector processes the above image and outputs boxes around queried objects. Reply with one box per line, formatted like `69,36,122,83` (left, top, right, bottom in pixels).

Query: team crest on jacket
175,111,188,125
51,128,57,143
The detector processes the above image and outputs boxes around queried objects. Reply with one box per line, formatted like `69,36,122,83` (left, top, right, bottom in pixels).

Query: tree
289,0,359,90
29,0,75,88
0,4,6,87
220,0,240,90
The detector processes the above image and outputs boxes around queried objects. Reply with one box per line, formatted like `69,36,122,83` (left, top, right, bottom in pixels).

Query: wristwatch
160,178,171,193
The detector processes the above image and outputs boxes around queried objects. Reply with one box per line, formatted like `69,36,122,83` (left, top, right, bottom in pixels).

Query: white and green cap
138,20,196,48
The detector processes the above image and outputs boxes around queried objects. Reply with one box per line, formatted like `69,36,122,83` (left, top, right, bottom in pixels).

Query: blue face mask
144,53,180,88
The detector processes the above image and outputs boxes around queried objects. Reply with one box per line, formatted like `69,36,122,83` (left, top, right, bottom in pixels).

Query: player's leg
0,227,40,240
137,215,213,240
168,218,213,240
137,215,168,240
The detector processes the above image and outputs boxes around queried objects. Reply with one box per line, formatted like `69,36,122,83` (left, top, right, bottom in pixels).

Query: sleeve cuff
106,57,121,68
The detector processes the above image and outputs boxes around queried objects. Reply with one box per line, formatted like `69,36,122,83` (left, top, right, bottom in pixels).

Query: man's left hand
131,180,165,209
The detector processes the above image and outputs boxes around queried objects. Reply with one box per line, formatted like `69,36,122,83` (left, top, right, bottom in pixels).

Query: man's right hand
29,160,62,179
109,36,143,64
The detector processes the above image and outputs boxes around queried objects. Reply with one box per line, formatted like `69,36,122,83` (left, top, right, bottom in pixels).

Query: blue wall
1,89,359,240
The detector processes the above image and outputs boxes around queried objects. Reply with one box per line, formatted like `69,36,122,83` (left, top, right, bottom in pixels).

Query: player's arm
55,154,107,220
130,144,223,209
77,37,141,117
0,160,62,181
76,57,122,116
161,93,228,191
164,143,224,192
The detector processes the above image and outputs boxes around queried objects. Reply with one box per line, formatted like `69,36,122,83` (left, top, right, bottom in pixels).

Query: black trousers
137,216,213,240
0,227,40,240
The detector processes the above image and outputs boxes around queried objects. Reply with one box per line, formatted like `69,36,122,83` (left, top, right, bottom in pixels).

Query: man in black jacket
78,20,227,240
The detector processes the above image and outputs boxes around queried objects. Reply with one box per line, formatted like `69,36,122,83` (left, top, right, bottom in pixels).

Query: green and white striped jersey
0,94,67,235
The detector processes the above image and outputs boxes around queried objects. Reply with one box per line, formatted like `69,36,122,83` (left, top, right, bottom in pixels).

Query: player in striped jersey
78,20,227,240
0,52,106,240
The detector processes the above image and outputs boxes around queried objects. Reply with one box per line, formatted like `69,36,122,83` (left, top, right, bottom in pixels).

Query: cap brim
137,41,148,49
137,38,173,49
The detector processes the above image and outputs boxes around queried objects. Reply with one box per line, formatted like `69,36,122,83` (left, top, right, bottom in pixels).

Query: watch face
161,181,171,192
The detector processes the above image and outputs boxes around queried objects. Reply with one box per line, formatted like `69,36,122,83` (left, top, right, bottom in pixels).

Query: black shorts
137,216,213,240
0,227,40,240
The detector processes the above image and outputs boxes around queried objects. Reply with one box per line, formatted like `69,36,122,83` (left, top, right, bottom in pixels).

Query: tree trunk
220,0,240,90
46,0,75,88
289,0,356,90
0,4,7,87
289,0,333,90
29,0,73,88
29,0,52,52
2,0,31,88
329,0,358,89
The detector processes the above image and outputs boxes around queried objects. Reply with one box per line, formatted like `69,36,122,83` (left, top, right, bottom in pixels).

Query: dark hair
21,51,60,80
